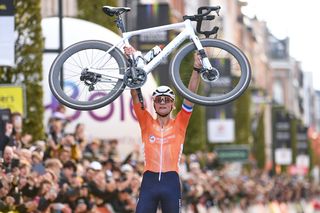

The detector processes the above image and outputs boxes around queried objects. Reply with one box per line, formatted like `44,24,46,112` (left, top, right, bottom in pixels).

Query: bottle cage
183,6,221,38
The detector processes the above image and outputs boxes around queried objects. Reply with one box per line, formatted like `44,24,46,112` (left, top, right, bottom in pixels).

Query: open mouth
159,106,168,110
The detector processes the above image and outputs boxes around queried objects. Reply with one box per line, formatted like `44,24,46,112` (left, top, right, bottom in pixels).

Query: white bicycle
49,5,251,110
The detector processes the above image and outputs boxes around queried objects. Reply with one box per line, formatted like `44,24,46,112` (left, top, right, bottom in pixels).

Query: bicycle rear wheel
170,38,251,106
49,40,127,110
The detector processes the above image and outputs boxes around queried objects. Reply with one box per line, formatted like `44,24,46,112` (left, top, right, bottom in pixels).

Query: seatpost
115,14,126,33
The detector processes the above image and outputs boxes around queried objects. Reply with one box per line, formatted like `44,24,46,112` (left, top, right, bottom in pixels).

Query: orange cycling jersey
133,103,193,174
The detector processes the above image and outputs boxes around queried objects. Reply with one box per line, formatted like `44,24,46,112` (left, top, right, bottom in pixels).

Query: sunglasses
154,96,174,104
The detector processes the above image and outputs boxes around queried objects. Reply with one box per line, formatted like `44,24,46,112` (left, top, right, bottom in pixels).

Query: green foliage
255,109,266,169
0,0,45,140
77,0,118,33
308,138,314,175
234,83,251,145
179,103,206,154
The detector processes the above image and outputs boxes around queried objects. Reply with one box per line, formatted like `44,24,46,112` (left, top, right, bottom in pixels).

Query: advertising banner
0,85,25,116
273,107,291,148
206,58,234,143
208,119,235,143
275,147,292,165
0,0,15,66
215,145,249,162
296,123,308,154
42,18,158,159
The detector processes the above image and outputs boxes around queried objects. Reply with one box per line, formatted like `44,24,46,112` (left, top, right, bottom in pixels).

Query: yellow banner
0,85,25,116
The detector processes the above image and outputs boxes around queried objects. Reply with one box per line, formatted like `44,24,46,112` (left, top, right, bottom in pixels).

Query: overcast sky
242,0,320,90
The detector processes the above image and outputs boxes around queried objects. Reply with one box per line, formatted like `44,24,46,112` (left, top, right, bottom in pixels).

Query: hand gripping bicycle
49,5,251,110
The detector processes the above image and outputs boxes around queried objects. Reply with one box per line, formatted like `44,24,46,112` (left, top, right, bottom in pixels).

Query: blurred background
1,0,320,212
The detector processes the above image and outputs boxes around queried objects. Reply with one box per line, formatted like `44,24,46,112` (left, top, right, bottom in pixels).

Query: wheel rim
49,41,126,110
170,39,251,106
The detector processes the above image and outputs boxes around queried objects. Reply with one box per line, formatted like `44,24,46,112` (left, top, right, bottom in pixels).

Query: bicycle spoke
69,56,83,69
76,52,84,68
92,51,113,68
85,49,91,66
174,41,247,103
49,40,127,110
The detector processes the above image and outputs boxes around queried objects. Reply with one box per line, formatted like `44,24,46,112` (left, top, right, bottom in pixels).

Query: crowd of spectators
1,108,320,213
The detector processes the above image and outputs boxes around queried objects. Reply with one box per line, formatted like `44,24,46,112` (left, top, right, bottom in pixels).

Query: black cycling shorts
135,170,181,213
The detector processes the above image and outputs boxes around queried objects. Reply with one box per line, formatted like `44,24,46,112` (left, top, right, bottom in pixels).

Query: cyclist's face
154,96,174,115
154,96,173,104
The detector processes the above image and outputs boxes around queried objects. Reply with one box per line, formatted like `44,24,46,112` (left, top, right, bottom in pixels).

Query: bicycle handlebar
198,6,221,17
183,6,221,38
183,6,220,21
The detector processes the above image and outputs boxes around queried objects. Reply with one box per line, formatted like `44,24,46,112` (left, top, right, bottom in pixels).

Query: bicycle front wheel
170,38,251,106
49,40,127,110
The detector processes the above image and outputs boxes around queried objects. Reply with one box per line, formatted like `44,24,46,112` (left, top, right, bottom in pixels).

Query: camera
0,108,11,142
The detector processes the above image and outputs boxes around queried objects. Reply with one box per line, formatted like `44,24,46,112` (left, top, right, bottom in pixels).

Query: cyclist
124,46,201,213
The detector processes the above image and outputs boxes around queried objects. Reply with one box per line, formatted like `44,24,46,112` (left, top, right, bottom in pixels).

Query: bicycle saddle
102,6,131,16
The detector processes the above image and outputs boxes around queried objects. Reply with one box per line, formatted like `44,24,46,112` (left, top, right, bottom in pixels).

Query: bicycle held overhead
48,5,251,110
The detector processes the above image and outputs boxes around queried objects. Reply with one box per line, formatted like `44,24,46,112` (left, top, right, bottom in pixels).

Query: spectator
111,187,135,213
74,123,88,151
8,112,23,148
59,160,77,187
108,139,120,162
74,198,89,213
44,158,63,179
59,134,82,162
47,113,65,144
2,146,20,174
59,146,73,164
2,112,320,213
31,151,46,175
83,138,102,161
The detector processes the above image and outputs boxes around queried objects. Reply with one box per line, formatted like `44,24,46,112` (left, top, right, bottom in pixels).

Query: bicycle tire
170,38,251,106
49,40,127,110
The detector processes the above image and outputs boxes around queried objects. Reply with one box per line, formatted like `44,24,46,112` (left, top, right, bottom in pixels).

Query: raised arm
130,89,139,104
124,46,140,104
183,53,202,107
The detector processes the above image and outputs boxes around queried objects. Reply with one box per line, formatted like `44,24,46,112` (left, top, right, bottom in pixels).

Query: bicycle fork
191,36,220,82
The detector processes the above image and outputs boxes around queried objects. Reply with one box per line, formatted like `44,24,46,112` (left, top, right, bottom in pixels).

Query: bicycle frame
49,5,252,110
91,19,213,80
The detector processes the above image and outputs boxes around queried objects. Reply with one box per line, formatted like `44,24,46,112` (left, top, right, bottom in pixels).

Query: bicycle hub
80,68,102,91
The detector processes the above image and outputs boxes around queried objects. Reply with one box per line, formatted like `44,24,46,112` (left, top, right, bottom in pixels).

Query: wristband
193,67,202,73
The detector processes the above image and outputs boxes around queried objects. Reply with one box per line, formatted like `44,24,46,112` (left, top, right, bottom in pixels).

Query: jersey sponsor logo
148,134,176,144
149,135,156,143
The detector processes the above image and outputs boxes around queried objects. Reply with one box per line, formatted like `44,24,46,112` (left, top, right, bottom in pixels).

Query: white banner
296,154,310,168
0,16,15,66
42,18,158,160
207,119,235,143
275,148,292,165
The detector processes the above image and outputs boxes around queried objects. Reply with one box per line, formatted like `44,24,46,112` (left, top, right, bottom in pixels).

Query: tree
77,0,118,33
254,109,266,169
0,0,45,140
234,86,251,145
